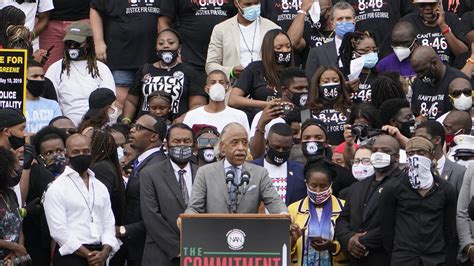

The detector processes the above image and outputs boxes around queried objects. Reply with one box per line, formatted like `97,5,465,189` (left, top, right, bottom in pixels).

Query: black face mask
291,92,308,107
266,147,291,166
169,146,193,164
157,49,179,65
302,141,325,158
9,134,25,150
27,79,45,97
315,12,329,30
7,170,21,187
69,154,93,173
198,148,216,164
67,47,86,60
398,119,415,138
274,51,292,65
319,83,340,102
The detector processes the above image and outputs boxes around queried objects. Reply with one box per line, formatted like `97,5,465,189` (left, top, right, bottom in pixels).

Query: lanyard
68,174,95,222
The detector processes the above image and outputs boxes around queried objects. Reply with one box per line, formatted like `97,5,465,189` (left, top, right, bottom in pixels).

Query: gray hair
332,1,355,18
215,122,248,159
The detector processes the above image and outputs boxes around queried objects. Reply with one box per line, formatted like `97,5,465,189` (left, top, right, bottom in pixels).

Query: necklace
0,193,10,211
158,61,179,72
238,19,258,63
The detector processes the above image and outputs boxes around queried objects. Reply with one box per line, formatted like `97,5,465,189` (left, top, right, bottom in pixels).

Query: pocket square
247,185,257,192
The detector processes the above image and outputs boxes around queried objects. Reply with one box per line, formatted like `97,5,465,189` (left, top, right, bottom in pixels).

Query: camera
0,254,32,266
351,125,382,140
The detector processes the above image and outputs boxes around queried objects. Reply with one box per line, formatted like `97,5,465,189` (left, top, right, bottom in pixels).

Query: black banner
181,215,290,265
0,49,27,113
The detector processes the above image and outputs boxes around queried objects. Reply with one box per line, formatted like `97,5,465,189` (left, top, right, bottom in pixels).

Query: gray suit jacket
140,159,198,266
441,158,466,196
185,160,287,214
305,40,338,81
456,164,474,263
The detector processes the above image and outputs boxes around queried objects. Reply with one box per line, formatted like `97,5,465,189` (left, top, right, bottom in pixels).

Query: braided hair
338,31,377,76
0,6,26,47
60,36,100,81
90,130,122,178
370,74,405,109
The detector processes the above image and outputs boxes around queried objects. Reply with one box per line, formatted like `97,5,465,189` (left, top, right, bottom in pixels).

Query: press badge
90,222,99,238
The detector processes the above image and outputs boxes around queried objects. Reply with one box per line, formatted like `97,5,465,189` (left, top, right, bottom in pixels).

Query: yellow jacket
288,195,348,266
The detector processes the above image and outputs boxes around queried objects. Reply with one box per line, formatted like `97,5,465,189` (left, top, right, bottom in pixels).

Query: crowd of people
1,0,474,265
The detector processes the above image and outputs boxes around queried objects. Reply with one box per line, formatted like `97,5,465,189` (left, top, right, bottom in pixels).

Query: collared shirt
224,159,242,184
43,166,119,256
437,155,446,176
335,35,342,56
170,160,193,198
137,147,161,166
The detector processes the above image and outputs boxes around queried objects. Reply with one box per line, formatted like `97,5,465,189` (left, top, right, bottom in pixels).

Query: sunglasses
450,90,471,98
197,137,218,147
132,123,157,133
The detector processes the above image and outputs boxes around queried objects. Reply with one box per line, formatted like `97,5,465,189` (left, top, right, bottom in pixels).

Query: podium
180,214,291,266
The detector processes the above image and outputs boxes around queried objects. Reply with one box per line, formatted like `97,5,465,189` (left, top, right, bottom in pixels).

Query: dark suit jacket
140,159,198,266
305,40,338,81
335,168,406,266
124,149,166,261
249,157,306,206
441,158,466,196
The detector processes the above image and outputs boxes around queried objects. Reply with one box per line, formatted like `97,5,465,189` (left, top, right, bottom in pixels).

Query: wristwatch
119,226,127,237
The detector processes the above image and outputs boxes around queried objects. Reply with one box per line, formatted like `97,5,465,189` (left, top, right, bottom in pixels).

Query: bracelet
467,58,474,64
297,10,307,15
255,127,265,134
19,208,26,218
121,117,132,124
441,26,451,35
230,68,235,79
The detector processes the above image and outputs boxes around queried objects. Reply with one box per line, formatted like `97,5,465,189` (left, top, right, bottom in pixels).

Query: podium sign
180,214,290,266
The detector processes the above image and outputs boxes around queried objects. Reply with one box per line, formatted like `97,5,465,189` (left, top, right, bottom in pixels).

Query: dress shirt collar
62,166,96,182
437,155,446,174
224,159,242,170
137,147,161,165
170,159,192,173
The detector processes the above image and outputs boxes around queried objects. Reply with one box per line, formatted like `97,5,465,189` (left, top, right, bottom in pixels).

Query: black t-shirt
348,0,415,57
312,107,348,145
234,61,280,101
411,66,468,119
402,12,468,64
129,63,206,119
159,0,236,71
351,71,376,103
50,0,90,21
91,0,160,70
461,11,474,31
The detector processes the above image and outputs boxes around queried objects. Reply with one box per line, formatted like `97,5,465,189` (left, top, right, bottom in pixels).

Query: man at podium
185,123,288,214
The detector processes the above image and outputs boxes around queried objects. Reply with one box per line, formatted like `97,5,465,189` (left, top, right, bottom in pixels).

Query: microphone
225,170,235,193
241,171,251,194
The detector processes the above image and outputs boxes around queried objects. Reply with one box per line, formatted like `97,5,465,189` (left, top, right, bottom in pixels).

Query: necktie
229,166,241,203
178,169,189,205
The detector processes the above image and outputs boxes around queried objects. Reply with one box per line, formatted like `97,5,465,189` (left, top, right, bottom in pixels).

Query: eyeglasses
450,90,471,98
197,137,218,147
132,123,157,133
351,158,371,165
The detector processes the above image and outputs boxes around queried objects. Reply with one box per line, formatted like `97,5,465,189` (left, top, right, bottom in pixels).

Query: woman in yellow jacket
289,160,348,266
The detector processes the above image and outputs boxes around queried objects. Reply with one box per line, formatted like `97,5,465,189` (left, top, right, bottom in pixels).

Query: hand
348,231,367,259
257,100,284,130
176,217,182,231
87,250,108,265
25,198,42,216
415,115,427,125
310,237,334,252
95,41,107,62
22,144,35,170
32,49,48,64
468,246,474,263
232,66,244,78
381,125,400,138
115,226,121,238
290,223,302,249
301,0,313,12
343,124,355,146
435,3,447,27
346,79,360,92
12,244,27,257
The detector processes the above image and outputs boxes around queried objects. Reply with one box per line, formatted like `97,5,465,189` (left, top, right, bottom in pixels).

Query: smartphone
46,45,54,57
281,103,293,117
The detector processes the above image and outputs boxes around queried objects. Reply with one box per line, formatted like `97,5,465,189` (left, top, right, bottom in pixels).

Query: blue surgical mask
361,52,378,69
240,4,261,22
335,21,355,38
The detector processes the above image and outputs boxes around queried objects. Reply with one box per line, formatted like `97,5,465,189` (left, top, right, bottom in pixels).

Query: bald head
66,134,91,157
444,110,472,134
411,46,438,66
392,21,416,40
374,134,401,152
448,77,472,94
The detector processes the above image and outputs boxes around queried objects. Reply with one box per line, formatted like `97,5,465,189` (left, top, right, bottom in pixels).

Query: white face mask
452,94,473,111
370,152,391,169
393,46,411,62
352,164,375,181
209,83,226,102
407,155,434,190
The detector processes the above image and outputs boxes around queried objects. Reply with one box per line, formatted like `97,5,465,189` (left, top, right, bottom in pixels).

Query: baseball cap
84,88,116,118
63,22,92,43
0,108,25,130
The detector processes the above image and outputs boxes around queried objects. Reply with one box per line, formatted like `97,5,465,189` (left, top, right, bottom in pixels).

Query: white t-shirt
0,0,54,49
264,160,287,203
183,106,250,134
45,59,116,126
25,97,62,133
238,19,261,68
250,110,286,139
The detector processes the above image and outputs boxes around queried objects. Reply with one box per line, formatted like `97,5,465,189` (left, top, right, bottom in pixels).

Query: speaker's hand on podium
176,217,182,232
